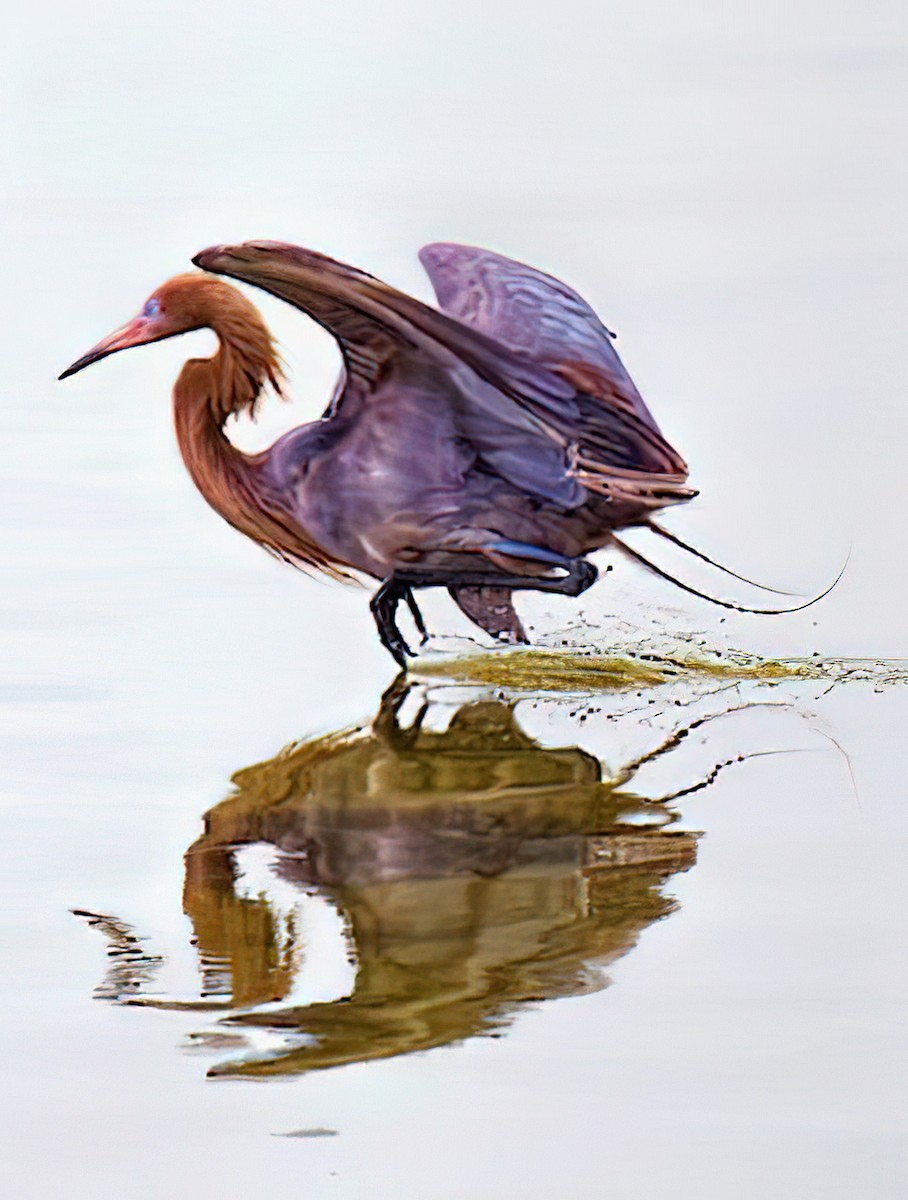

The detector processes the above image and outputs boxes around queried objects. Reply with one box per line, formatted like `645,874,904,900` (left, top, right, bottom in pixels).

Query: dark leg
370,579,415,669
403,588,430,645
400,557,598,598
371,558,598,670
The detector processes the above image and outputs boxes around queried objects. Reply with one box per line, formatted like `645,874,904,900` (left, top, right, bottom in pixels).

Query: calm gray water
3,3,907,1196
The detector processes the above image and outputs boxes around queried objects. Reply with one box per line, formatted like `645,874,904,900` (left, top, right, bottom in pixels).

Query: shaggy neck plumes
172,291,280,537
172,355,266,541
169,281,343,576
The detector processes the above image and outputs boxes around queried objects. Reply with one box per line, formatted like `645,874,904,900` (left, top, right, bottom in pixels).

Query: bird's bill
58,316,155,380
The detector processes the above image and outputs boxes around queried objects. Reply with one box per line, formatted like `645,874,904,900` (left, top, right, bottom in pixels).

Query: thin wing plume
647,522,801,596
612,537,849,615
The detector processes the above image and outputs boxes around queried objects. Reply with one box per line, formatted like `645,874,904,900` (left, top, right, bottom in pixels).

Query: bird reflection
81,681,705,1078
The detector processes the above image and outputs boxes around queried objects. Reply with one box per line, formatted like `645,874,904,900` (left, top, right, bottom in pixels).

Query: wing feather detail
419,243,691,503
196,241,692,510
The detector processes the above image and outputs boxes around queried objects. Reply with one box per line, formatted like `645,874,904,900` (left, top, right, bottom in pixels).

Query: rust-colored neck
171,319,346,578
173,348,270,546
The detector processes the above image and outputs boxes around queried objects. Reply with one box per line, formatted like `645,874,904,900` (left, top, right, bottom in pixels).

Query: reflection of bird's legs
375,675,429,746
378,673,413,716
372,558,598,669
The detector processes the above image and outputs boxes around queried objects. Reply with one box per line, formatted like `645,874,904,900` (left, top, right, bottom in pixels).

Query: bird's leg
370,579,415,669
373,558,597,669
403,587,430,645
526,557,598,598
398,557,599,599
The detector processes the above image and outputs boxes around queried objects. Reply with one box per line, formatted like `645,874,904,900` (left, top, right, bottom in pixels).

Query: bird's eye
143,298,162,318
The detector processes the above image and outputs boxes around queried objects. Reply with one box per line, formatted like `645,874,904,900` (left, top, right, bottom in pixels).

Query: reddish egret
60,242,830,666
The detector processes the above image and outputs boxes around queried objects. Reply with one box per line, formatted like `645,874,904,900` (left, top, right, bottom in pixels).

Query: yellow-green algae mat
413,646,908,693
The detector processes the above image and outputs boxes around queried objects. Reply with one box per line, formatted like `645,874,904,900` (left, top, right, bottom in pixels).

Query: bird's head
58,272,271,381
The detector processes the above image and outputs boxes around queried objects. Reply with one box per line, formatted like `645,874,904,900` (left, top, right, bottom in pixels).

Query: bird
60,240,833,667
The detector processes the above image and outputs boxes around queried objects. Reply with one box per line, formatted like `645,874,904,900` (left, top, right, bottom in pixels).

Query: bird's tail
613,528,848,616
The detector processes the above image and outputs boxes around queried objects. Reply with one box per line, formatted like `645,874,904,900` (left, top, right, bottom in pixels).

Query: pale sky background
2,4,907,1198
3,0,907,668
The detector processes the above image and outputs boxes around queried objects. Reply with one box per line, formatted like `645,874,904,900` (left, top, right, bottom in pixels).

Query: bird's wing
419,242,665,434
195,242,690,509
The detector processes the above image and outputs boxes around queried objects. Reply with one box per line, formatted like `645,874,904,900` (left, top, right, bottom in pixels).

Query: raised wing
194,241,691,510
419,242,668,432
194,241,574,406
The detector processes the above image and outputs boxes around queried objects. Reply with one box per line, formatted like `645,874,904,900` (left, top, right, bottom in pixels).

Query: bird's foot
372,556,596,668
370,580,416,670
404,587,430,646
